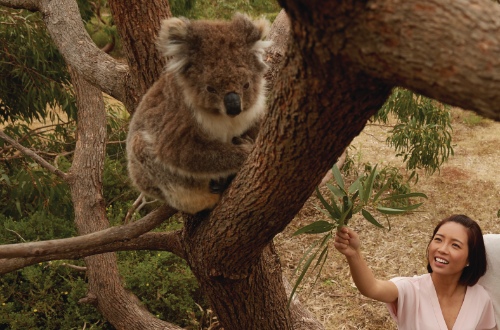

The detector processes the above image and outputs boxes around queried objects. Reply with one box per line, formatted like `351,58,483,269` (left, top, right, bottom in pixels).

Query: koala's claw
209,175,236,194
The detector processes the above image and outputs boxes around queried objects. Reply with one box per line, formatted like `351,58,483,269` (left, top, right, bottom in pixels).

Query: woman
334,214,496,330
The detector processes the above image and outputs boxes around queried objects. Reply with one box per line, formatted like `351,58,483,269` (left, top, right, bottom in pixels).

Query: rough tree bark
108,0,172,112
66,68,179,329
1,0,500,329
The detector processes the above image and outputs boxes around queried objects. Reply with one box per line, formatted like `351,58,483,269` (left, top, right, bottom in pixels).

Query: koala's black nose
224,92,241,116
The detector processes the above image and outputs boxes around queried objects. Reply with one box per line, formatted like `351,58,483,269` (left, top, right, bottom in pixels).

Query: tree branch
0,230,184,274
0,0,38,11
60,262,87,272
284,275,325,330
264,10,291,88
194,2,393,279
0,205,177,260
342,0,500,121
0,129,67,180
0,0,129,103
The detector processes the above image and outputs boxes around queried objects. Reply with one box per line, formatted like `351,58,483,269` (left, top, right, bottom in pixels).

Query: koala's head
157,13,271,117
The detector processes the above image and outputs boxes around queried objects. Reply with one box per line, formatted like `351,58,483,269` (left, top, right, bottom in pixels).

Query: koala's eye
243,82,250,90
206,86,217,94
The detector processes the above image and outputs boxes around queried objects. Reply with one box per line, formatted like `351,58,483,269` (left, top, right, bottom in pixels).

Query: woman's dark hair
426,214,487,286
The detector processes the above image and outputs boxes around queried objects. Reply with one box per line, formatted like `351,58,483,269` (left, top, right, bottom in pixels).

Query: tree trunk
108,0,172,112
66,68,178,329
180,16,392,326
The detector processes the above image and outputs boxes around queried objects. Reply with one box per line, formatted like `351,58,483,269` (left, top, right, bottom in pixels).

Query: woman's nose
438,244,449,254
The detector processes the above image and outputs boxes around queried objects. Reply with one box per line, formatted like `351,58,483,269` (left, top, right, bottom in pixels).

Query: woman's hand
334,226,361,258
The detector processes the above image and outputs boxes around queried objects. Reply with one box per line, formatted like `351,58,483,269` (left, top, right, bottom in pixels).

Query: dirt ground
275,107,500,330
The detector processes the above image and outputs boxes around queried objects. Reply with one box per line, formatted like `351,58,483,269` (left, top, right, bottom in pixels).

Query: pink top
386,273,496,330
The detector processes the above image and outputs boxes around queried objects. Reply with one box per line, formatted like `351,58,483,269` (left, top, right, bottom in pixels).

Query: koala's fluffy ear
232,13,272,65
156,17,191,73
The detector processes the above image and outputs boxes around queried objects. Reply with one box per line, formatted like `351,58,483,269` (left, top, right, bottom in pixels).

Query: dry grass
276,107,500,330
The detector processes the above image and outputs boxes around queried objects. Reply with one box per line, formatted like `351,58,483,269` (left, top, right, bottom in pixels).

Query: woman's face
428,222,469,277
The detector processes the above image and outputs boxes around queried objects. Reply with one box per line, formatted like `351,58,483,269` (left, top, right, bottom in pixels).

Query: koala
126,13,271,214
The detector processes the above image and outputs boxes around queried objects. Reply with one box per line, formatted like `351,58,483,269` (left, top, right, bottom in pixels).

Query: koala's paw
232,135,254,154
209,174,236,194
232,134,254,145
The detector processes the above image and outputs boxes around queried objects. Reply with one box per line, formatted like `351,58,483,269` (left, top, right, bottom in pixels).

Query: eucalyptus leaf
316,187,341,219
288,238,323,307
372,179,391,203
292,220,334,236
376,206,407,215
381,192,428,200
348,176,362,194
361,209,385,228
331,164,344,190
311,246,329,288
363,164,378,204
396,202,424,211
326,182,346,198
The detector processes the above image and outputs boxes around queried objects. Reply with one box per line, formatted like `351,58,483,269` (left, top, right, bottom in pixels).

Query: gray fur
126,14,271,214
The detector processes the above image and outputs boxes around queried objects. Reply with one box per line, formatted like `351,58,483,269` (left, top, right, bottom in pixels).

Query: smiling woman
426,215,487,287
334,215,496,330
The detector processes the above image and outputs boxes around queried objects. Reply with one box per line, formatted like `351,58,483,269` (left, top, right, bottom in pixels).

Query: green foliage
118,251,206,327
0,265,110,330
0,159,73,220
76,0,95,22
182,0,280,20
461,112,485,127
0,213,109,329
101,104,139,221
170,0,197,17
0,121,75,220
343,155,415,207
375,88,454,176
83,2,123,58
0,212,76,244
289,164,427,304
0,7,76,124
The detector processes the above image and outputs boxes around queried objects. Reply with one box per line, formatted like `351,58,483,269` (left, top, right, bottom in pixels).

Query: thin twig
124,193,157,223
0,129,67,180
5,229,26,242
361,131,386,143
61,262,87,272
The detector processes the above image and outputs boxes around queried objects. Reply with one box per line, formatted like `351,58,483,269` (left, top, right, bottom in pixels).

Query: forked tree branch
0,205,178,260
0,0,129,103
0,230,184,274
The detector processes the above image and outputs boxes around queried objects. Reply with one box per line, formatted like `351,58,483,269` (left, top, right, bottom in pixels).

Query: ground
275,107,500,330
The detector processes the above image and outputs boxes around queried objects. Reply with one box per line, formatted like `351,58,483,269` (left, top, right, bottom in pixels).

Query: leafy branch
289,164,427,305
375,88,454,176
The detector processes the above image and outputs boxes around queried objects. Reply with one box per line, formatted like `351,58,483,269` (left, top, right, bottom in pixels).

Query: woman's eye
243,82,250,90
206,86,217,94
